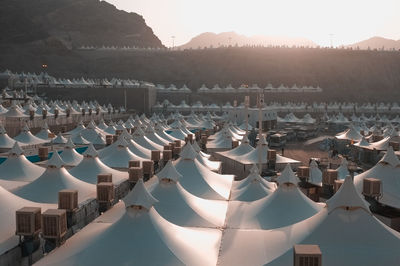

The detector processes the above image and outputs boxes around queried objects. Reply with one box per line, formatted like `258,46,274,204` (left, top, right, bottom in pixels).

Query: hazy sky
105,0,400,47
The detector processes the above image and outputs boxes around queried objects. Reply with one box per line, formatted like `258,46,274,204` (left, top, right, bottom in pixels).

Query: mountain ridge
346,36,400,50
0,0,164,48
178,31,318,49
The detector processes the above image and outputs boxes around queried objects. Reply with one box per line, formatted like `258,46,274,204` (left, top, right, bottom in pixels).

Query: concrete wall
36,85,157,114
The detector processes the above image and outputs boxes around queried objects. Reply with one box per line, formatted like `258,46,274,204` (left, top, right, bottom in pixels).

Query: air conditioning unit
297,166,310,179
163,150,172,162
128,160,141,168
334,179,344,193
322,169,338,185
42,209,67,240
97,182,115,203
232,140,239,149
143,160,155,176
58,190,78,211
42,109,47,119
15,207,41,236
173,147,182,157
151,150,161,162
38,147,49,161
129,167,143,183
105,135,113,146
267,149,277,161
362,178,381,198
97,173,113,184
163,144,172,151
293,244,322,266
389,141,400,151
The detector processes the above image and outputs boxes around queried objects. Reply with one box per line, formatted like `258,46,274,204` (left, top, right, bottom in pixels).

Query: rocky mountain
178,32,317,49
347,37,400,50
0,0,164,48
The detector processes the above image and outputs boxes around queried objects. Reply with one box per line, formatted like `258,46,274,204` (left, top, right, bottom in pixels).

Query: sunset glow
106,0,400,47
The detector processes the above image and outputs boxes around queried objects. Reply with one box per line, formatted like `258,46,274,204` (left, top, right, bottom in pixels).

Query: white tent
0,186,54,255
101,138,146,168
14,124,45,145
174,143,234,200
132,127,164,151
217,134,255,158
0,142,45,183
225,164,323,229
354,146,400,209
35,122,54,141
52,132,68,144
59,137,83,166
36,179,221,266
219,176,400,266
230,165,277,201
12,151,95,203
66,121,86,136
0,125,17,149
150,161,228,227
68,144,128,185
309,159,322,186
335,125,363,142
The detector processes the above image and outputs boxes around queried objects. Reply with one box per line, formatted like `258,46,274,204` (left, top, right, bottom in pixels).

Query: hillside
178,32,317,49
0,0,163,48
347,37,400,50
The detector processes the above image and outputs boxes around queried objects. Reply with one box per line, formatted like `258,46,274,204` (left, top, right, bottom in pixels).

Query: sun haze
105,0,400,47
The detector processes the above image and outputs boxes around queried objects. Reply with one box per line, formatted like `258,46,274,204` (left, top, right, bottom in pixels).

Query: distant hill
0,0,164,48
347,37,400,50
178,32,317,49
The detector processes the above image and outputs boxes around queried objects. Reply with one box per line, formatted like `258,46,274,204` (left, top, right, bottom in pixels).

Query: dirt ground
280,137,331,166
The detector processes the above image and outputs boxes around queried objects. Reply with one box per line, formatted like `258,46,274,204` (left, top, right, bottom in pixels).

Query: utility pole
258,92,264,174
245,95,250,132
124,88,127,111
329,34,334,48
171,36,175,50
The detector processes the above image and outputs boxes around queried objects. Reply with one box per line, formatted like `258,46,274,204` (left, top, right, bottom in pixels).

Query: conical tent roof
0,125,17,149
71,133,90,145
244,176,400,266
354,146,400,208
67,122,86,136
156,160,182,183
232,164,277,191
52,132,68,144
233,135,269,164
12,152,95,203
35,122,53,140
309,159,322,186
150,170,228,228
335,125,363,141
36,179,221,266
0,142,45,182
123,179,158,210
133,129,164,151
69,144,128,185
230,165,277,202
327,176,370,212
174,154,234,200
14,124,45,145
59,138,83,166
101,138,146,168
226,165,322,230
0,186,54,255
336,157,350,180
